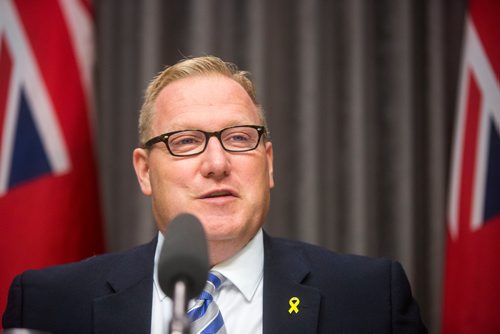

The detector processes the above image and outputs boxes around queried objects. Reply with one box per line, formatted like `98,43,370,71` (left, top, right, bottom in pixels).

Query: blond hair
138,56,266,146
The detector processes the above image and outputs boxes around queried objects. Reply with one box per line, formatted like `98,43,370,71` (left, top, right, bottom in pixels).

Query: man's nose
199,137,231,179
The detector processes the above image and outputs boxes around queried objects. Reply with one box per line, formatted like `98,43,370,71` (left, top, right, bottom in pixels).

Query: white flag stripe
447,22,470,240
58,0,94,102
58,0,97,145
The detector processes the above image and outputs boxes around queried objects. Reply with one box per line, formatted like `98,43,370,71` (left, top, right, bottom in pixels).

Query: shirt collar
212,229,264,302
153,229,264,303
153,232,167,301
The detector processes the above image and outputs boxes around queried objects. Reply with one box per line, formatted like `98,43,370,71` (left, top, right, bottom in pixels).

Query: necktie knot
198,271,224,301
187,271,227,334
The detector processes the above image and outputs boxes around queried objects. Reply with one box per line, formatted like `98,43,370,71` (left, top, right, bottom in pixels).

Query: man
3,56,427,333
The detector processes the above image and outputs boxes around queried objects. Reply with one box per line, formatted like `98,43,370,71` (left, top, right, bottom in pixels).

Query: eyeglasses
143,125,268,157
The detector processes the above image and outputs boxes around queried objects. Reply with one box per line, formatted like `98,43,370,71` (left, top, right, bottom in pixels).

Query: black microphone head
158,213,209,300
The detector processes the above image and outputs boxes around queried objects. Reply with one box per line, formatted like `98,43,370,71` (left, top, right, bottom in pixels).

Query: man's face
133,75,274,262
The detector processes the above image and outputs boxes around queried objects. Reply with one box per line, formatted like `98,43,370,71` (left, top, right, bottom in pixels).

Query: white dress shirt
151,229,264,334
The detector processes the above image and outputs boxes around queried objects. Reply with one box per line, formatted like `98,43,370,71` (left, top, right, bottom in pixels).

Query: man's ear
265,141,275,189
132,148,152,196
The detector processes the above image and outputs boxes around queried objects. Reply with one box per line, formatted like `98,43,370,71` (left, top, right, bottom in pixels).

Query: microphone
158,213,209,334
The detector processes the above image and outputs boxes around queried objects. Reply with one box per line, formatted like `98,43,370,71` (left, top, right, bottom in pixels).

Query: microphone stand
169,280,191,334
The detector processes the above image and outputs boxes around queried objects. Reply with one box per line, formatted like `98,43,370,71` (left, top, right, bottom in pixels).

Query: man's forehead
155,76,256,113
157,75,253,106
152,75,260,131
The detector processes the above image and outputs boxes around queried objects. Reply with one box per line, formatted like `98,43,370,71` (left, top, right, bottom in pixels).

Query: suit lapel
262,233,321,334
93,238,157,334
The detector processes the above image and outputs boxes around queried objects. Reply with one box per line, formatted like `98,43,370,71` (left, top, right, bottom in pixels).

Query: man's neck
207,233,258,266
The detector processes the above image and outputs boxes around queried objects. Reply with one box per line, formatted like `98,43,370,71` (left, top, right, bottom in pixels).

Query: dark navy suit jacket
3,232,427,333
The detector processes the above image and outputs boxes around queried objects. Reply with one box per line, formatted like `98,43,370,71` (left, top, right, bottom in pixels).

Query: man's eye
228,134,250,142
170,136,202,146
179,138,196,144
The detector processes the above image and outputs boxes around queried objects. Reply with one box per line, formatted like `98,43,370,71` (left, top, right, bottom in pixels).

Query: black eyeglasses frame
143,124,268,157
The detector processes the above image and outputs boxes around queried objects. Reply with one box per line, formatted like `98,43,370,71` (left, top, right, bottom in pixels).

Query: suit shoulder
20,239,156,285
268,236,394,278
270,236,391,262
3,239,157,332
264,235,427,332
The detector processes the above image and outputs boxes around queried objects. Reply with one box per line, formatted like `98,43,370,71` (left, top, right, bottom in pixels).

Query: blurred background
2,0,483,333
94,0,467,332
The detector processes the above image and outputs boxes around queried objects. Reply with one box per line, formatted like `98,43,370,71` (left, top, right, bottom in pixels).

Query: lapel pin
288,297,300,314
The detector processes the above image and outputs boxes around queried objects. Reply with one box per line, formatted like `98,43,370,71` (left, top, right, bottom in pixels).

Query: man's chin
204,229,238,242
197,213,239,230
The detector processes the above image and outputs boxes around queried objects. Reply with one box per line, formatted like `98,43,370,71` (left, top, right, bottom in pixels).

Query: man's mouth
200,189,237,199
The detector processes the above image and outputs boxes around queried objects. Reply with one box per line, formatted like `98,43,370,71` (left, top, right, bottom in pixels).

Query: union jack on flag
443,0,500,332
0,0,104,325
0,1,72,193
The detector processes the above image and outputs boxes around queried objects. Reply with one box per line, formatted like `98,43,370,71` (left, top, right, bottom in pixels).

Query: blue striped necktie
187,271,227,334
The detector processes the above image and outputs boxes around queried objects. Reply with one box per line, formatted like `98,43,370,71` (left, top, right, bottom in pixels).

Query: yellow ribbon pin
288,297,300,314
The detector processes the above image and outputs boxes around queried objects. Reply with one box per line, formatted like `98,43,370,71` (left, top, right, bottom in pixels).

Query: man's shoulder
263,236,426,333
265,234,394,278
3,239,158,331
19,238,157,286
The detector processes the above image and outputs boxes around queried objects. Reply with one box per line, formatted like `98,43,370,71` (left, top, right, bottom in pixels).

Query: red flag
443,0,500,332
0,0,105,325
